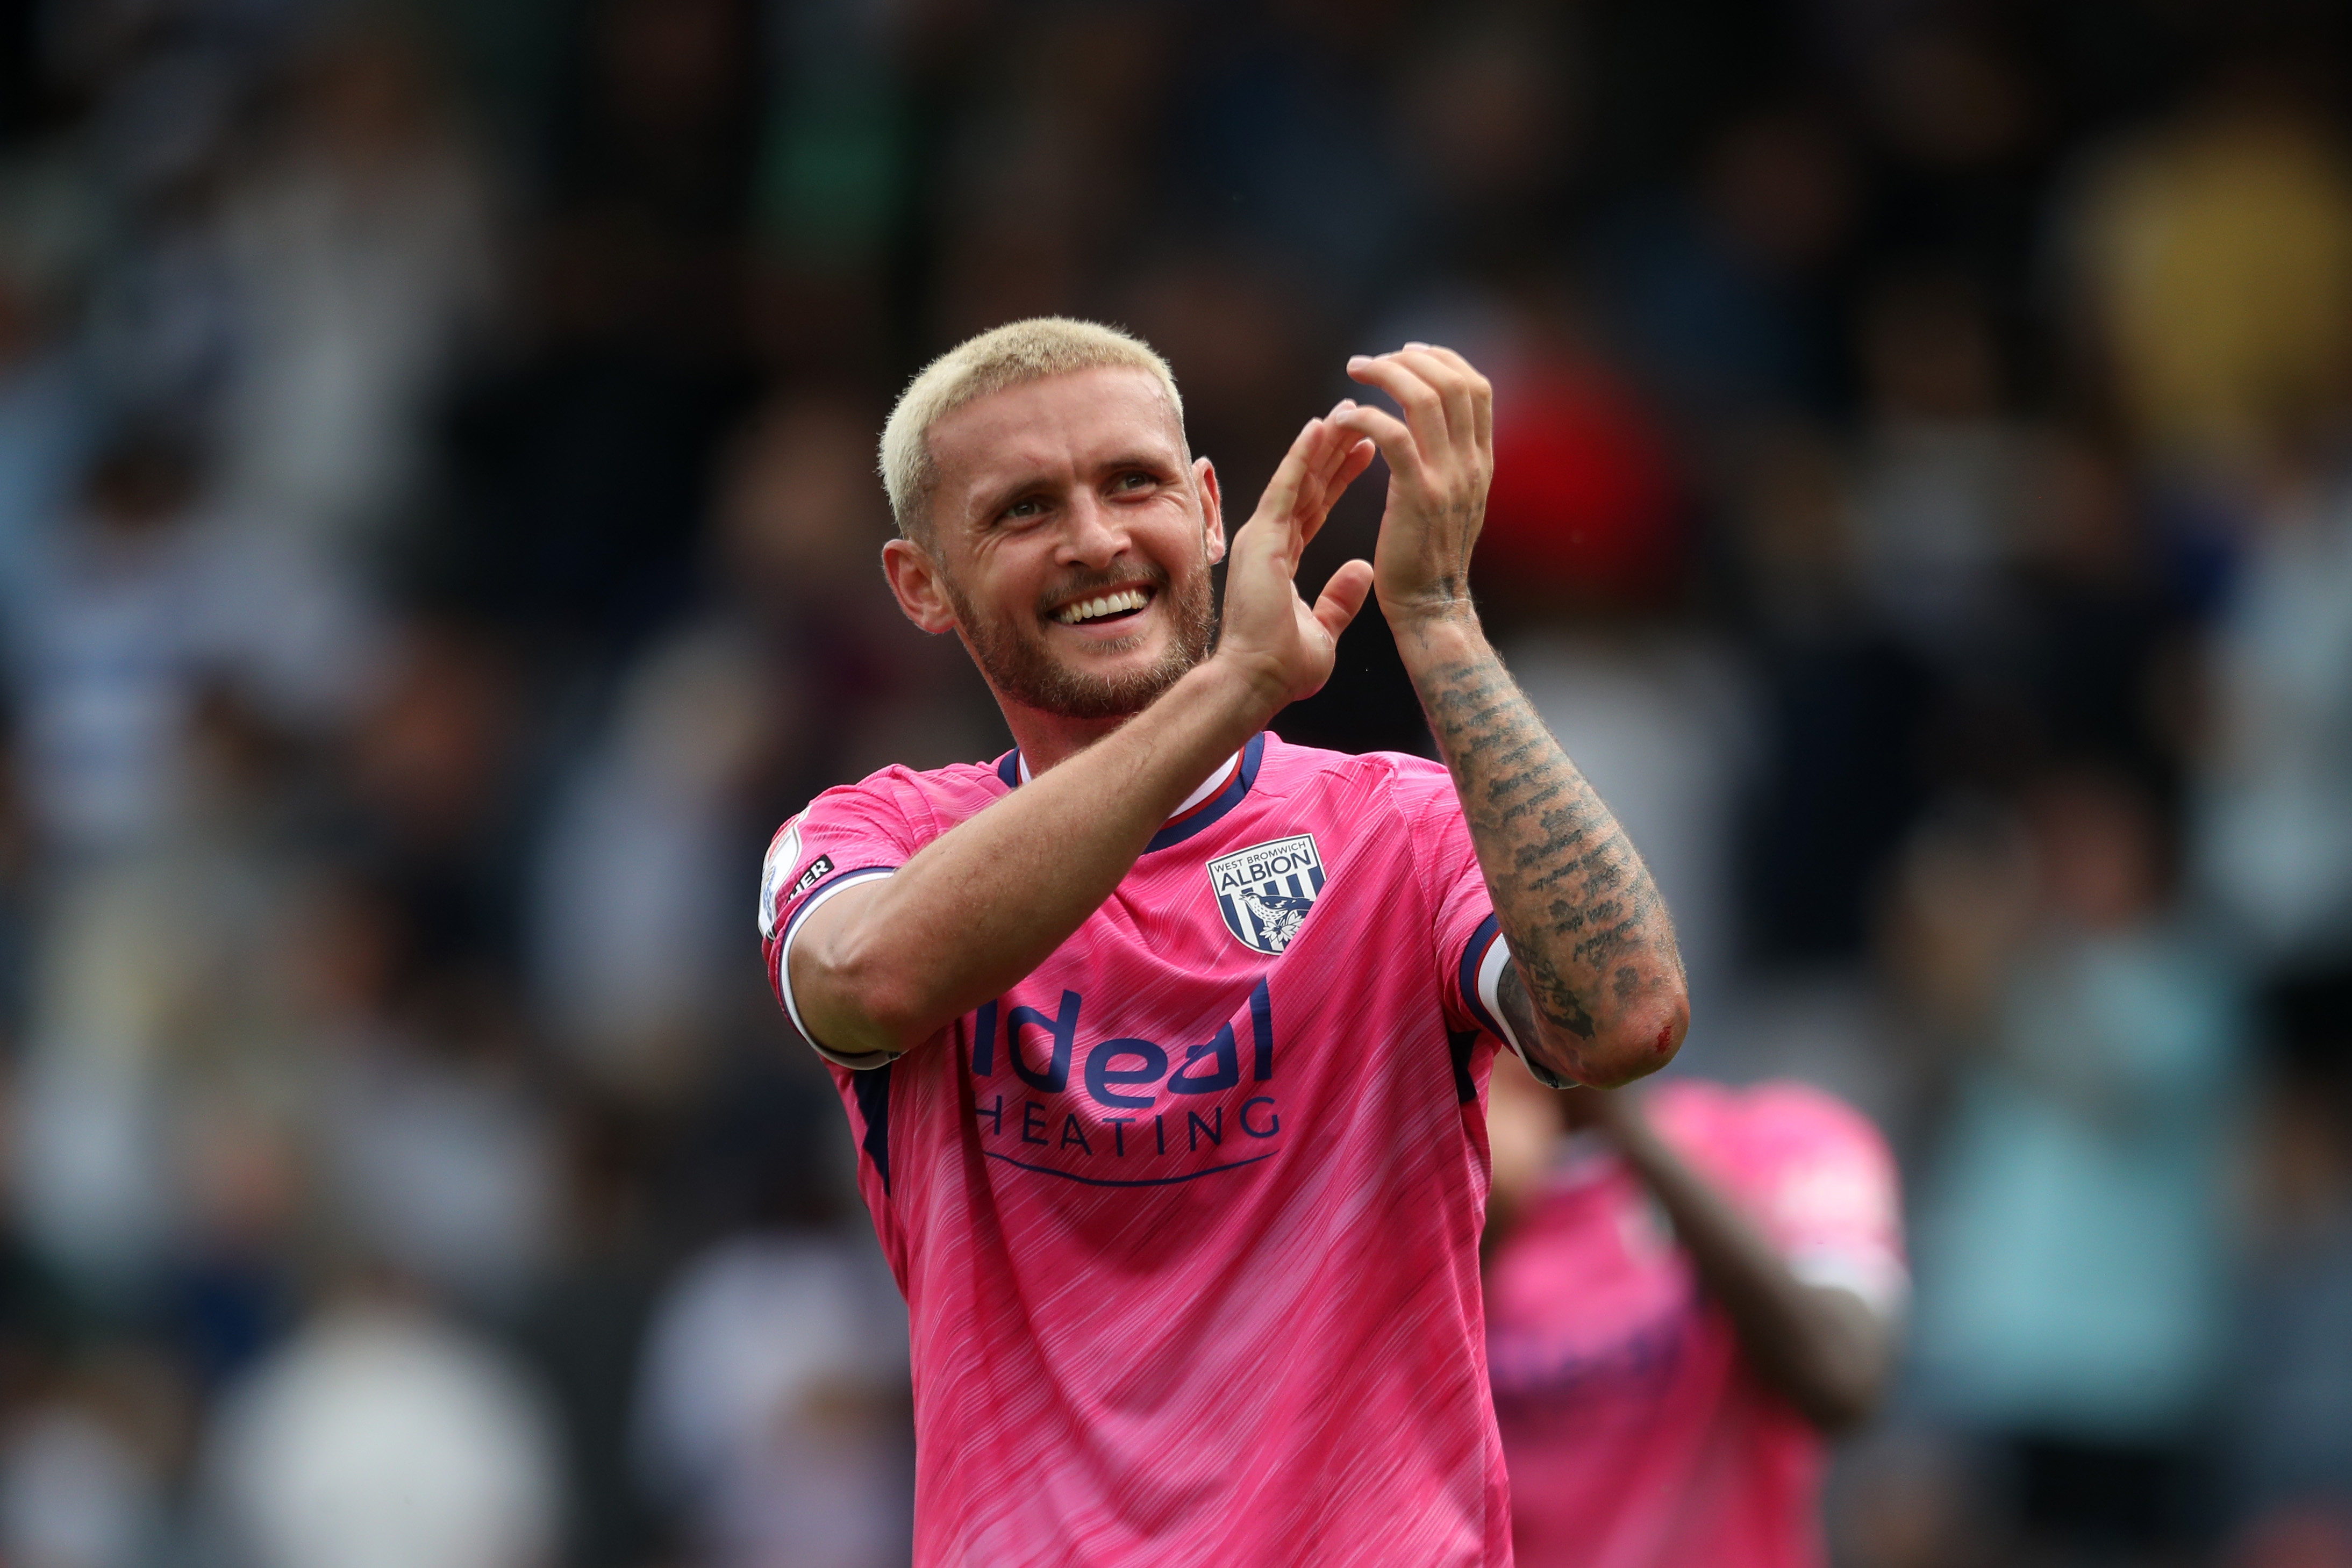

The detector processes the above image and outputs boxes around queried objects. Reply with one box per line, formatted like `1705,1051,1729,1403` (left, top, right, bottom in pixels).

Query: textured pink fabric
1486,1080,1905,1568
759,734,1516,1567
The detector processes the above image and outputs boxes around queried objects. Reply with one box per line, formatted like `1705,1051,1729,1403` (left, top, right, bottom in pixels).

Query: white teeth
1055,589,1149,625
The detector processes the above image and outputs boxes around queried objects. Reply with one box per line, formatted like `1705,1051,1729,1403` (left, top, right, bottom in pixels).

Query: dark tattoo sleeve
1495,964,1574,1089
1409,628,1686,1084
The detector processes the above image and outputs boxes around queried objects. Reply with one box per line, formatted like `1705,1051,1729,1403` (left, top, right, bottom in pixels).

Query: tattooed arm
1336,348,1689,1087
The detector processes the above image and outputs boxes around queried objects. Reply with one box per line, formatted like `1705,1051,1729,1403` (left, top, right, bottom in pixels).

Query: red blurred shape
1480,365,1683,610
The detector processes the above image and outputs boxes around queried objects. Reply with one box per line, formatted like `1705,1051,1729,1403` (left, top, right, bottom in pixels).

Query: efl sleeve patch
789,854,835,901
757,784,928,1068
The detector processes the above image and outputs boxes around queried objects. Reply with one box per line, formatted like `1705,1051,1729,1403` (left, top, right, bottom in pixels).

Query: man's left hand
1334,345,1495,633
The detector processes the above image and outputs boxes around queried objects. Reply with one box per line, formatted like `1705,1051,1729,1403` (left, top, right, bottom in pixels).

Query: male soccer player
757,318,1689,1565
1483,1056,1906,1568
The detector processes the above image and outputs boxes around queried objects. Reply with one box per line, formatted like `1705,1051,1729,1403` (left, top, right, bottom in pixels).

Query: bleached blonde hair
878,318,1185,539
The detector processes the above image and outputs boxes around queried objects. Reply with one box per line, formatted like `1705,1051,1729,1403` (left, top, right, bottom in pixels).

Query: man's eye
1113,473,1153,492
1004,498,1043,520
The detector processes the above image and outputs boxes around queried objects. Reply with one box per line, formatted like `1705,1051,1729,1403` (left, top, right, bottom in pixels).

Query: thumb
1312,559,1375,640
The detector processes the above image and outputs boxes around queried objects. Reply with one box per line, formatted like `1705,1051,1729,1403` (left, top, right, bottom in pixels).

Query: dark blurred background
0,1,2349,1565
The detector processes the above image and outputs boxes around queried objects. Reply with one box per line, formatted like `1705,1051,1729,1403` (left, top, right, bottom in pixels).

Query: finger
1346,354,1449,467
1305,409,1373,514
1295,436,1376,557
1330,403,1416,479
1287,418,1356,553
1392,347,1474,450
1407,343,1496,452
1311,558,1375,641
1392,341,1486,451
1322,436,1377,510
1248,416,1330,546
1299,414,1353,503
1405,341,1481,379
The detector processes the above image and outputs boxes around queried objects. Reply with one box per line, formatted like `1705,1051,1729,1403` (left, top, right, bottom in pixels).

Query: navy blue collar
993,732,1266,854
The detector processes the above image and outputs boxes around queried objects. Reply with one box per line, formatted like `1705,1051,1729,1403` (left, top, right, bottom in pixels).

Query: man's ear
1195,456,1226,565
882,537,959,635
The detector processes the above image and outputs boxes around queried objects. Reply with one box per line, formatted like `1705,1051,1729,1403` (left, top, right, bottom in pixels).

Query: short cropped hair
879,318,1185,539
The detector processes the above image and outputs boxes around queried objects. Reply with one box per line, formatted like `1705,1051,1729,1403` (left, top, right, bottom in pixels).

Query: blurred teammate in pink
756,319,1689,1565
1484,1062,1905,1568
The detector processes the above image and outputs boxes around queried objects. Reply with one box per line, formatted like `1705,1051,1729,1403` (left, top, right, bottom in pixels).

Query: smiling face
883,366,1225,722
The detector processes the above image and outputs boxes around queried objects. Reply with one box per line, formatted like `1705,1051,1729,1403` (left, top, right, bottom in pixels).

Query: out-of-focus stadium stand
0,2,2347,1565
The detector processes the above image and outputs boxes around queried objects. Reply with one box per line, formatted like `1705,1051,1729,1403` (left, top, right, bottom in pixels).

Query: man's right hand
1212,409,1379,717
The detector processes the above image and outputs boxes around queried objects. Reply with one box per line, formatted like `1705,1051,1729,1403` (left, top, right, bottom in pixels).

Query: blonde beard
945,565,1218,720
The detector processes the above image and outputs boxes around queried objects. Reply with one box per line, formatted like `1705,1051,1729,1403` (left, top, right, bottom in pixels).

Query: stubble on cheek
943,562,1219,721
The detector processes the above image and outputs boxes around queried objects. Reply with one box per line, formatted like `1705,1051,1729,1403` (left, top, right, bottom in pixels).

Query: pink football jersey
1485,1080,1906,1568
759,733,1527,1567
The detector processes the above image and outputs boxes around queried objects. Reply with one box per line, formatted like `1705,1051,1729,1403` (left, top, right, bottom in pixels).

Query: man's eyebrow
964,452,1179,526
1098,450,1181,477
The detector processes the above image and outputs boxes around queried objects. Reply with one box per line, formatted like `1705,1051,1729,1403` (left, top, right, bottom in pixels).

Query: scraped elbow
1578,991,1689,1089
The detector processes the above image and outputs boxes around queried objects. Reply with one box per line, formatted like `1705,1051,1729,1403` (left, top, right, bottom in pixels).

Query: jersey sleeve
1397,762,1572,1087
757,776,932,1067
1688,1085,1911,1320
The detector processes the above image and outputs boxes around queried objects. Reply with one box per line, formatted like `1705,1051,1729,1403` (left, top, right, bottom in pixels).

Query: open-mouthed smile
1050,586,1155,626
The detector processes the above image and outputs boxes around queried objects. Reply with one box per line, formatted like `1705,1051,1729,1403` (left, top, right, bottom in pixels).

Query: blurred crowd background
0,0,2348,1565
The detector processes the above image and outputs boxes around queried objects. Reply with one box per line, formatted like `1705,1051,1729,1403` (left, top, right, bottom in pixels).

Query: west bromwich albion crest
1209,834,1326,955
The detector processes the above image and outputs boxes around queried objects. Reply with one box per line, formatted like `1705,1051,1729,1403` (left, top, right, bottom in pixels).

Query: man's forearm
795,660,1277,1057
1398,613,1688,1086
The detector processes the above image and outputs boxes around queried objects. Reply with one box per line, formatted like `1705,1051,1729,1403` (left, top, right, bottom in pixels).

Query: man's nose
1057,491,1132,567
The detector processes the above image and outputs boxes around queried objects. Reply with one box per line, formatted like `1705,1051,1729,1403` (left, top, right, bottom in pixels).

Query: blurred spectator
0,1348,183,1568
0,428,375,856
2009,431,2191,788
532,627,770,1092
552,0,760,241
421,222,751,647
213,23,498,561
167,1085,305,1395
203,1291,562,1568
2226,972,2352,1560
926,8,1177,345
1847,269,2027,668
1595,106,1855,422
1484,1059,1906,1568
7,470,363,1298
2193,465,2352,968
308,894,556,1311
1159,4,1413,317
2061,62,2352,475
1393,8,1581,270
1909,764,2244,1561
340,621,531,975
512,1097,669,1568
1729,422,1936,965
5,429,221,855
0,1401,163,1568
1851,23,2047,332
0,237,97,592
634,1210,911,1568
530,393,994,1091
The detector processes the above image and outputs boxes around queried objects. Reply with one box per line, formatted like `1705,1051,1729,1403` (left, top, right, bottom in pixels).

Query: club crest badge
1209,834,1326,955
